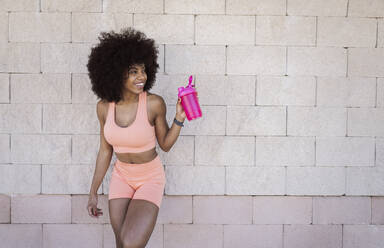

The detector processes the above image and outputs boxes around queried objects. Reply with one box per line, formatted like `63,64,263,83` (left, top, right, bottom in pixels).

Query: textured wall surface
1,0,384,247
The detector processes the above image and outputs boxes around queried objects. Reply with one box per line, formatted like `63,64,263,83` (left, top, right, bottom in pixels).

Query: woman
85,27,188,248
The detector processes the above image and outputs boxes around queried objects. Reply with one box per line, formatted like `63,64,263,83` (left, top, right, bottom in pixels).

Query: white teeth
136,83,144,86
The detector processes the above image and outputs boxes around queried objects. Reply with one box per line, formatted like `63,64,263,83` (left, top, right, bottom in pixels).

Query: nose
137,70,146,79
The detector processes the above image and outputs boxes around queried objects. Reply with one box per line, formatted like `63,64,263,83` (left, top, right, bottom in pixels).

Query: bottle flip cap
178,75,195,97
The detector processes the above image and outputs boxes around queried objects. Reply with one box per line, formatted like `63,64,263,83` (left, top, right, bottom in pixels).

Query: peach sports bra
103,91,156,153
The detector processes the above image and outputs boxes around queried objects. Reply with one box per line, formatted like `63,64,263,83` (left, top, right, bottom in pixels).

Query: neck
119,90,142,104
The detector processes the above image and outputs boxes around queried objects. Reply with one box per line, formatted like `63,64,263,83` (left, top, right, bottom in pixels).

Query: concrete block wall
1,0,384,247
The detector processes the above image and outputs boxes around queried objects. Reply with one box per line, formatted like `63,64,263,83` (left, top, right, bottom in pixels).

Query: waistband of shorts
115,154,160,167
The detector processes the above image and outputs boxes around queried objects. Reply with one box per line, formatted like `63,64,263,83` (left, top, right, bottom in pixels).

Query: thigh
119,199,160,248
108,198,132,235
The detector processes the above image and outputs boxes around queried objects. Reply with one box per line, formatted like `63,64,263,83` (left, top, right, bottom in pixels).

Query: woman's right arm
89,100,113,196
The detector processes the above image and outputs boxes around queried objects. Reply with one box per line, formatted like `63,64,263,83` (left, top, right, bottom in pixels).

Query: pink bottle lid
178,75,196,98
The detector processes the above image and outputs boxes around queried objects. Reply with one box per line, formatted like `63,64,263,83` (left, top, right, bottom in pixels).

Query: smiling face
123,63,147,93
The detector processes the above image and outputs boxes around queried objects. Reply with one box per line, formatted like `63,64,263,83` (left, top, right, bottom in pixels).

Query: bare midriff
115,147,157,164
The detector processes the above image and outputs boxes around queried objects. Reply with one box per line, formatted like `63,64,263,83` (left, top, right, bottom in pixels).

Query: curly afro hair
87,27,160,103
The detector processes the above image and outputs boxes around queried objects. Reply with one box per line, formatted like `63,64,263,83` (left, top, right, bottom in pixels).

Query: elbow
161,145,170,152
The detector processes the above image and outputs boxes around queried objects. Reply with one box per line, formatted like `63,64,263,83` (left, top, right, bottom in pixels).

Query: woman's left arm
154,95,185,152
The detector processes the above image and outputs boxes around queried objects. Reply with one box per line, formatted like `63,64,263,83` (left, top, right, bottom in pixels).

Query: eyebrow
129,65,145,70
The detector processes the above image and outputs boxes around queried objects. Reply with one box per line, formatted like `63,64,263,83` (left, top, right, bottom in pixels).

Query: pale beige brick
347,167,384,195
43,224,103,248
192,75,255,105
379,19,384,47
226,0,285,15
11,74,71,103
164,224,223,248
103,0,163,13
349,0,384,17
11,195,71,223
41,43,92,73
8,42,40,73
349,48,384,77
165,45,225,74
134,14,194,44
377,138,384,166
41,0,102,12
224,224,282,248
0,165,41,194
378,78,384,107
256,75,316,106
256,137,315,166
313,196,371,224
0,12,7,43
72,13,133,42
194,196,252,224
157,196,192,224
284,224,342,248
0,0,39,11
157,136,194,166
195,136,254,166
151,74,191,104
165,0,225,14
158,45,164,73
256,16,316,46
0,41,7,72
348,108,384,136
227,46,286,75
11,134,71,164
227,106,286,135
72,74,98,104
227,167,285,194
0,134,10,163
0,74,8,103
196,15,255,45
43,104,98,134
72,135,99,165
287,107,347,136
318,17,377,47
317,76,376,107
0,224,42,248
71,195,109,223
372,197,384,224
343,225,384,248
42,164,102,194
253,196,312,224
288,0,348,16
9,13,70,42
288,47,347,76
0,104,41,133
165,166,225,195
316,137,375,166
0,194,10,223
287,167,345,195
166,105,226,135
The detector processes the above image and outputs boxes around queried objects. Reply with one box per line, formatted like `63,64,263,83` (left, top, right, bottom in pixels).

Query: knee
119,232,146,248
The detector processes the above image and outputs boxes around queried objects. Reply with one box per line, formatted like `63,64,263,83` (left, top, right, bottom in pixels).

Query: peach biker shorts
108,154,166,208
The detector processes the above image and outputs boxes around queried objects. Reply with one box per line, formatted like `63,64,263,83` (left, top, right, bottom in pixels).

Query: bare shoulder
147,92,166,114
96,99,110,124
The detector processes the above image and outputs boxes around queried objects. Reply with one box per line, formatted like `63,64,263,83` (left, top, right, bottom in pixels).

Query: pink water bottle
178,75,202,121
